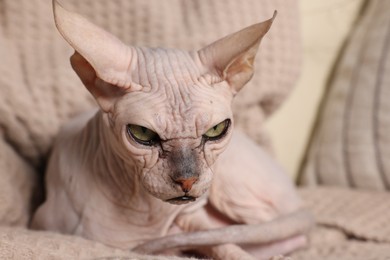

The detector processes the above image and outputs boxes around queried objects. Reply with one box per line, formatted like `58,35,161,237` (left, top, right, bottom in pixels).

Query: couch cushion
292,187,390,259
300,0,390,190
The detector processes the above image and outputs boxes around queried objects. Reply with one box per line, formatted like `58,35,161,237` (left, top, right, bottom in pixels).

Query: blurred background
266,0,365,178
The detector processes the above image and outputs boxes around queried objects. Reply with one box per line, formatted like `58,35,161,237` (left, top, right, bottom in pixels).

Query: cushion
300,0,390,190
292,187,390,259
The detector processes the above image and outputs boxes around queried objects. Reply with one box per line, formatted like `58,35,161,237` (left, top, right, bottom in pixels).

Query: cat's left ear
198,12,276,95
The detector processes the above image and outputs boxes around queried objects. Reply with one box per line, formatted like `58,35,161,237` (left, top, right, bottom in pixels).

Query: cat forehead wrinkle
134,47,203,90
131,47,207,121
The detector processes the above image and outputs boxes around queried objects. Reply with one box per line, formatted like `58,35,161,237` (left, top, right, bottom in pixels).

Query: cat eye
127,124,160,146
203,119,231,141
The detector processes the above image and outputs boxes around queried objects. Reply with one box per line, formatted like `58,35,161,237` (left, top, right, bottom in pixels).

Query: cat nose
173,177,198,193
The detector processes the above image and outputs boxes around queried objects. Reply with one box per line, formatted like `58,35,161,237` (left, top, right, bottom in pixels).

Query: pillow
300,0,390,190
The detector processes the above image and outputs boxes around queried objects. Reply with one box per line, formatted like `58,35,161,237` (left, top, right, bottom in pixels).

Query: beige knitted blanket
291,188,390,259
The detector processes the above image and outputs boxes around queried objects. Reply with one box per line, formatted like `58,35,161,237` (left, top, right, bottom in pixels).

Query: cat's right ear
197,12,276,95
53,0,141,112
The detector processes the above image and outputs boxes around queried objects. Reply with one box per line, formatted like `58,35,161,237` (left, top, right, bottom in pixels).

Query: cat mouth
166,196,196,205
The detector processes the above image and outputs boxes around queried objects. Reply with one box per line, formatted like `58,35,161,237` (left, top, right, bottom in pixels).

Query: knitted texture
0,227,192,260
293,228,390,260
291,187,390,259
300,187,390,243
300,0,390,190
0,131,36,226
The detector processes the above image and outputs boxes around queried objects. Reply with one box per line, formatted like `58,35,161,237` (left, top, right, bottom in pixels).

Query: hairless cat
31,1,314,259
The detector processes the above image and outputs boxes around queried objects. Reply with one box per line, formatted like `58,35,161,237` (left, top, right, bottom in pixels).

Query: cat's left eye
127,124,160,146
203,119,230,141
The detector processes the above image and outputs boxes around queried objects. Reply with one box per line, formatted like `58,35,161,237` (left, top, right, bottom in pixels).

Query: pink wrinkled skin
31,1,313,259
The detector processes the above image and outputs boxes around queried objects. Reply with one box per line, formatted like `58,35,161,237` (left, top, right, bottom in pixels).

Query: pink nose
174,177,198,193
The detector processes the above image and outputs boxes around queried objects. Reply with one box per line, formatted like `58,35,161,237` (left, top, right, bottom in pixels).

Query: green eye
203,119,230,141
127,124,160,146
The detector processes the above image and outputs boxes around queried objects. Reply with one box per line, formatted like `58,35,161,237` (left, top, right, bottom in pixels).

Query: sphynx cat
32,1,314,259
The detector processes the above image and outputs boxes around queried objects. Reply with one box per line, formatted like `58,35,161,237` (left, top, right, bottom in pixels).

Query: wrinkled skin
108,48,234,202
31,2,313,259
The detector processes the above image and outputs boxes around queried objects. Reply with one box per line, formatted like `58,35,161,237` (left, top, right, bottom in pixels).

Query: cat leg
31,187,80,233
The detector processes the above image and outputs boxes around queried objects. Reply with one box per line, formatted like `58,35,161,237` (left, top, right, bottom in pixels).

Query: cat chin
165,195,197,205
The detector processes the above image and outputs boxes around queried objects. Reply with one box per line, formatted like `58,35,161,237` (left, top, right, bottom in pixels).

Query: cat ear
198,12,276,95
53,0,139,112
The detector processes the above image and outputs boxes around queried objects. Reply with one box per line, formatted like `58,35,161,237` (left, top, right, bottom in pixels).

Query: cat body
32,1,313,259
33,109,207,248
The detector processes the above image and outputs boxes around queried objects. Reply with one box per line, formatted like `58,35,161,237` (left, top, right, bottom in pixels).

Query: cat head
53,0,275,204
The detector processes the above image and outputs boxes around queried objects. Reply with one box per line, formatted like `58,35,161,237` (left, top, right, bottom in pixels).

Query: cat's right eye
127,124,160,146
